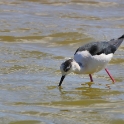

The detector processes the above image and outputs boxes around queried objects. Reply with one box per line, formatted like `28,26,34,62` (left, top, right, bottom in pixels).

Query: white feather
74,50,113,74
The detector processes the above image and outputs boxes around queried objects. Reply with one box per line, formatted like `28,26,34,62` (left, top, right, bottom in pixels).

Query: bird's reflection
81,81,94,88
57,81,113,100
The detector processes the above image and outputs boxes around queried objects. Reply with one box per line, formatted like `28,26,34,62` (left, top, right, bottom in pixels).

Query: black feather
63,59,73,72
75,34,124,56
74,42,116,56
118,34,124,39
109,34,124,49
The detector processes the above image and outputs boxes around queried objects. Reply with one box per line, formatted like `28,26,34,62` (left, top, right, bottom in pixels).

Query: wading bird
59,34,124,86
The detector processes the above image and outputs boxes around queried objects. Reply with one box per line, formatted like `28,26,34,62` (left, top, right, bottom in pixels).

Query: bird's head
59,58,73,86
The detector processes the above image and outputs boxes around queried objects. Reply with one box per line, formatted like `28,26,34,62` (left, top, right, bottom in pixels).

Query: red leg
105,68,115,83
89,74,93,82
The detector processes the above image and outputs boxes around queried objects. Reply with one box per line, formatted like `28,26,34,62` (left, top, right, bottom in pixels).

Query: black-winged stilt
59,34,124,86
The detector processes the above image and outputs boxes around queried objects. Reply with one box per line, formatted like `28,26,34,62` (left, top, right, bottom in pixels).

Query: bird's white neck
71,60,84,74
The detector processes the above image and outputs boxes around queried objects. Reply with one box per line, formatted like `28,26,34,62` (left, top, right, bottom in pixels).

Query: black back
74,34,124,56
74,42,116,56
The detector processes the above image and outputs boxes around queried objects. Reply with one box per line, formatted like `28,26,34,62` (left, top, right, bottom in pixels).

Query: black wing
109,34,124,49
74,41,116,56
75,34,124,56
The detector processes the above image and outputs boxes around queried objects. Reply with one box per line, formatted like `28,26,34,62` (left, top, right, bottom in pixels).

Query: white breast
74,51,113,74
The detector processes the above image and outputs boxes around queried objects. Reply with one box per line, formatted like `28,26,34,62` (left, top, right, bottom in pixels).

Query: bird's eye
64,66,71,72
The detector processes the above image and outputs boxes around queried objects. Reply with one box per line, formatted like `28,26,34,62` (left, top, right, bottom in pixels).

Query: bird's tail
109,34,124,49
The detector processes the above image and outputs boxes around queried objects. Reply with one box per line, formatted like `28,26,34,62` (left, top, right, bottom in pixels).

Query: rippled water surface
0,0,124,124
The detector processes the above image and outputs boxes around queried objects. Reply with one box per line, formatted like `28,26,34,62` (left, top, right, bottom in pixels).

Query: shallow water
0,0,124,124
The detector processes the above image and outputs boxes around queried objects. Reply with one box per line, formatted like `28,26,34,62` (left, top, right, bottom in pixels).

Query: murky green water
0,0,124,124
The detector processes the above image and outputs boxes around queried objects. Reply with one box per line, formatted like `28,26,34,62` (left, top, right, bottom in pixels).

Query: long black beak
58,75,65,86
